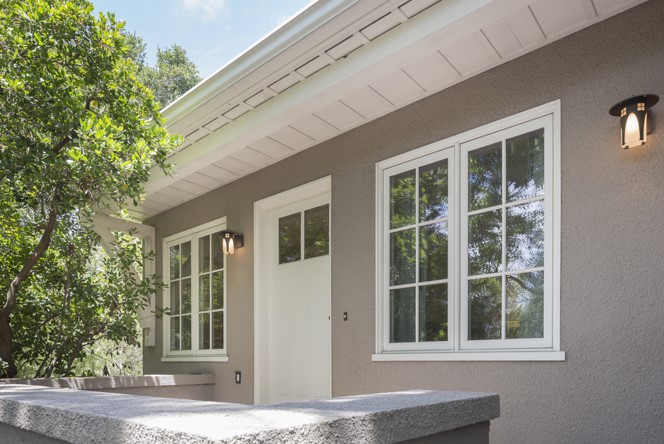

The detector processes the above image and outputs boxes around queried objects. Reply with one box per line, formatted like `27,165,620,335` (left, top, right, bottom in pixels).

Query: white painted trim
161,356,229,363
162,0,360,123
254,176,332,405
146,0,536,196
372,351,565,362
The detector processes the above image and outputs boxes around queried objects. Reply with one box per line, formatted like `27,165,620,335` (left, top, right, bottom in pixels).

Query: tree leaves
0,0,180,376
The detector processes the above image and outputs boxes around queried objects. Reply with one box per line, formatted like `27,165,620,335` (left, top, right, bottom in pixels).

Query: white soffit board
134,0,647,220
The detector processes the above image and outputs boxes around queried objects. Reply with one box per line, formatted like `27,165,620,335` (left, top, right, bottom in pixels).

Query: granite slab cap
0,384,499,443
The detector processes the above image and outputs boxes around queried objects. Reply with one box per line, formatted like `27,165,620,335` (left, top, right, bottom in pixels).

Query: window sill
161,356,229,363
372,350,565,362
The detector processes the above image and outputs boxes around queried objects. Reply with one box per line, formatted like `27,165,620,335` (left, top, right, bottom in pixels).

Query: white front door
254,178,331,404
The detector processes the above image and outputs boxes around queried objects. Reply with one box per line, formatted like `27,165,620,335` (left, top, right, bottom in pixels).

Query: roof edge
161,0,359,125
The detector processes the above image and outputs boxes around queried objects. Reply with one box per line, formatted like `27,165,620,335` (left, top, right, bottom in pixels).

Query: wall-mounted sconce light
609,94,659,149
220,230,243,255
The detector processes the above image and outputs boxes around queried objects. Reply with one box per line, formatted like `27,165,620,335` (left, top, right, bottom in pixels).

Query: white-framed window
374,101,564,361
162,217,229,362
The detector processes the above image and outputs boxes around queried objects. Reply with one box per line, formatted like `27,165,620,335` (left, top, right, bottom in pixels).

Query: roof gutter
161,0,360,126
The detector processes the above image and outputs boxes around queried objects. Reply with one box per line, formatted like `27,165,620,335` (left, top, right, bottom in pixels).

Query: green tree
0,0,178,377
13,228,155,378
125,34,201,108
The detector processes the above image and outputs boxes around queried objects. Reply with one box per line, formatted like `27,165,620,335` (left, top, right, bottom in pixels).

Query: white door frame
253,176,332,404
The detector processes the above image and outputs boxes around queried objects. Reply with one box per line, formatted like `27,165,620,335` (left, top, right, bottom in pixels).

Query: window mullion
501,140,507,341
454,143,461,352
192,234,199,353
414,167,420,343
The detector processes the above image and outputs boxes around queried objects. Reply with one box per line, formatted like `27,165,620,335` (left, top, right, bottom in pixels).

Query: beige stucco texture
145,1,664,442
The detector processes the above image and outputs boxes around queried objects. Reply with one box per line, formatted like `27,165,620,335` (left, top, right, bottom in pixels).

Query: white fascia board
147,0,532,196
161,0,361,125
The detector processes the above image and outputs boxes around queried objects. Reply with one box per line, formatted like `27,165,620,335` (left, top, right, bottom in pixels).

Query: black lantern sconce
609,94,659,149
220,230,243,255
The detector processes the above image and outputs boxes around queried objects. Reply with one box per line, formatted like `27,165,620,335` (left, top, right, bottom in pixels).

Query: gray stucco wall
144,1,664,442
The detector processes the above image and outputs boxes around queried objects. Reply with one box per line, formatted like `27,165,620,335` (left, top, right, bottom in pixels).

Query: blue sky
91,0,314,79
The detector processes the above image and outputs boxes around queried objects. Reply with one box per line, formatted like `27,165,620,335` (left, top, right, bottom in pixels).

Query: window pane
507,129,544,202
469,277,502,340
212,311,224,349
169,245,180,280
304,204,329,259
199,313,210,350
211,231,224,270
419,283,448,342
506,272,544,339
169,281,180,315
468,209,502,276
170,317,180,351
506,201,544,271
468,143,502,211
390,228,416,286
181,278,191,314
181,315,191,350
199,275,210,312
390,170,416,228
181,241,191,277
419,160,448,221
212,271,224,310
279,212,301,264
390,287,415,343
198,235,210,273
419,222,448,282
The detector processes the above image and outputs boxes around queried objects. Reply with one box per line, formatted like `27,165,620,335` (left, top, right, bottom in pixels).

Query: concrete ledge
0,385,499,443
0,374,215,401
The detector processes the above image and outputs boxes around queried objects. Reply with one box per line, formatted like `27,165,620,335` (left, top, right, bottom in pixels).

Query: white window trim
373,100,563,362
162,217,229,362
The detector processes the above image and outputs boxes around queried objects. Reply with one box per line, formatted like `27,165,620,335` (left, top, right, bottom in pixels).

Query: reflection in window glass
211,231,224,270
304,205,329,259
170,245,180,280
212,312,224,349
506,201,544,271
419,222,448,282
507,129,544,202
198,236,210,273
419,283,448,342
390,229,416,286
469,277,502,340
468,210,502,276
419,160,448,222
390,287,415,343
212,271,224,309
279,213,301,264
181,279,191,313
199,275,210,312
468,143,502,211
181,241,191,277
199,313,210,350
390,170,416,228
169,281,180,315
506,272,544,339
170,317,180,351
181,315,191,350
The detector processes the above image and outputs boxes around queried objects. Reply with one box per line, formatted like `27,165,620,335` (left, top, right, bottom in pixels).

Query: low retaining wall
0,374,215,401
0,385,499,443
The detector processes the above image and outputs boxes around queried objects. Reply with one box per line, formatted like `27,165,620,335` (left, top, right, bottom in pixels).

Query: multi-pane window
387,157,453,350
163,218,227,359
278,204,329,265
377,103,560,357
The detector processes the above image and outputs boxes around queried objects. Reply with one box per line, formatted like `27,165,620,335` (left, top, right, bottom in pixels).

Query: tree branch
1,203,58,316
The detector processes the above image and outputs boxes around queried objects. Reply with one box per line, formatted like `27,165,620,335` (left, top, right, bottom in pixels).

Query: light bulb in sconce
609,94,659,149
221,230,243,255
